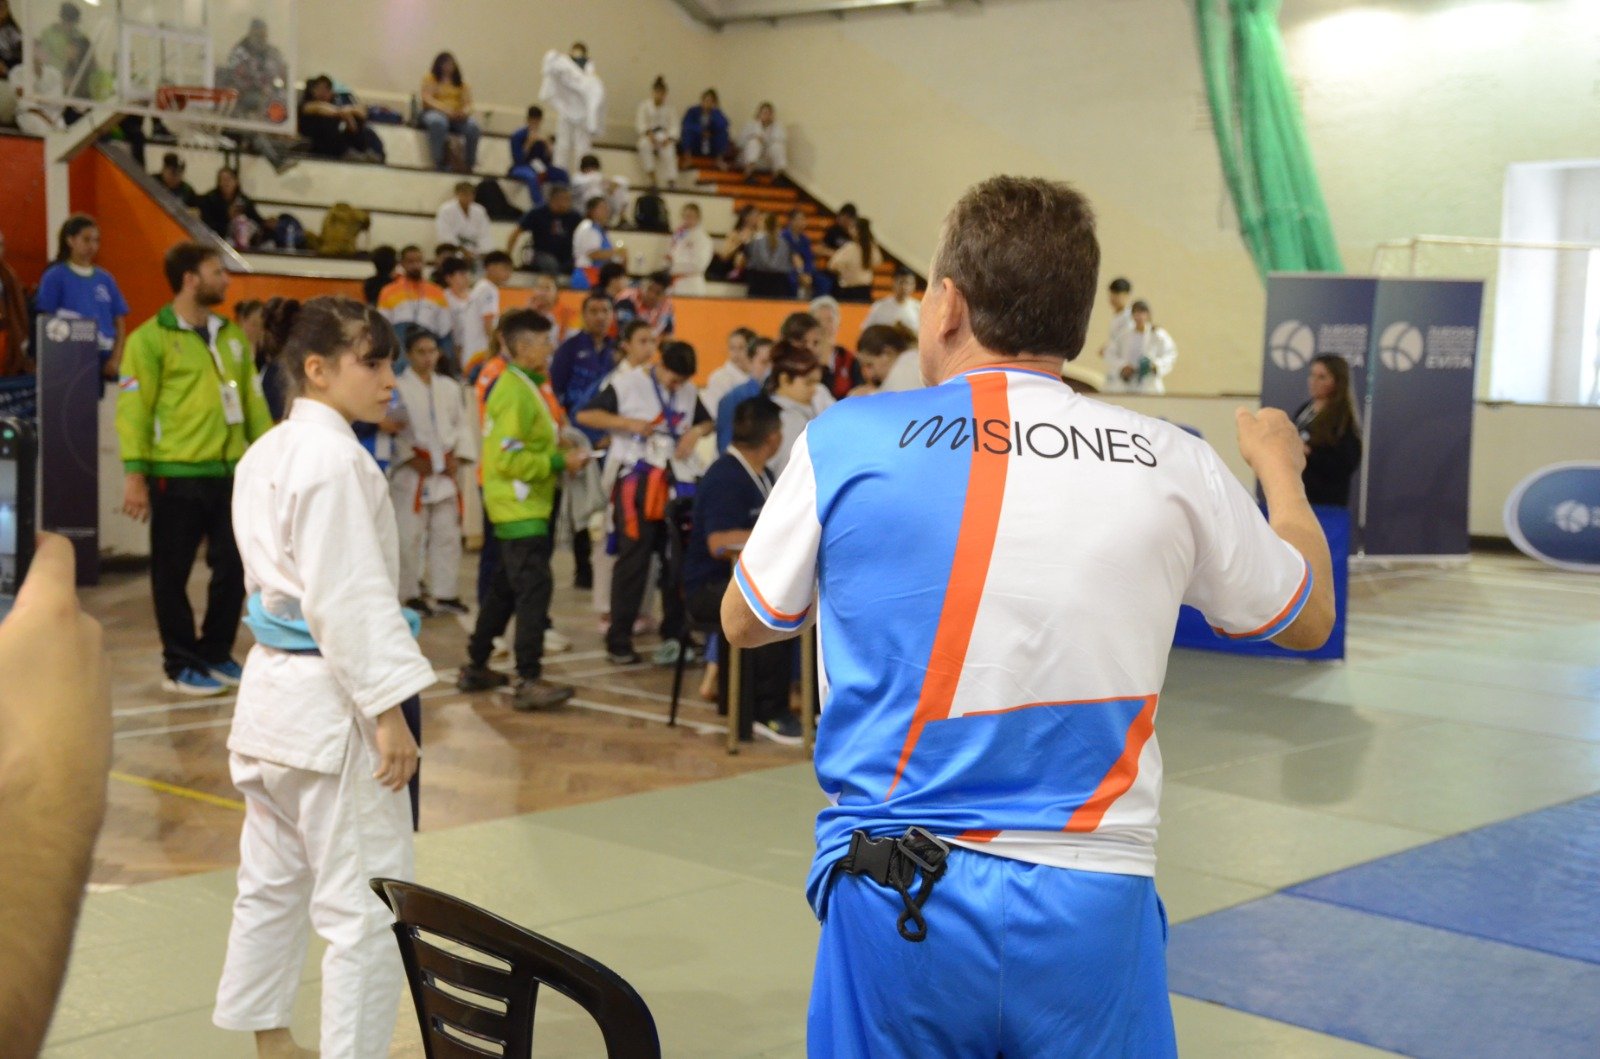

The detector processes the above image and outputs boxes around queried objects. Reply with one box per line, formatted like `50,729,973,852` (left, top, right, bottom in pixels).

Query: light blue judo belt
245,593,422,653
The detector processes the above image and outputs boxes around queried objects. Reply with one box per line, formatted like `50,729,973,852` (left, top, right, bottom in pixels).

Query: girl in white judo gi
390,330,476,615
213,296,435,1059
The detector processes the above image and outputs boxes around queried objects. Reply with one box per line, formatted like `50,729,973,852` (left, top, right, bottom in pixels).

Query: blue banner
1260,275,1376,416
1363,279,1482,559
1504,462,1600,573
36,316,101,584
1173,504,1349,661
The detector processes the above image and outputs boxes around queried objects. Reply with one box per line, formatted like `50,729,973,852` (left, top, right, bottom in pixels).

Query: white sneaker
544,629,572,654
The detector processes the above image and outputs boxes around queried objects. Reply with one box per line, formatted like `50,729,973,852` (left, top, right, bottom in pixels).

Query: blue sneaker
162,667,227,696
207,659,244,686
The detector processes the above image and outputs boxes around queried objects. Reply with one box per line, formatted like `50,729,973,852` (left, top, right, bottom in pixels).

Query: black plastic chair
371,878,661,1059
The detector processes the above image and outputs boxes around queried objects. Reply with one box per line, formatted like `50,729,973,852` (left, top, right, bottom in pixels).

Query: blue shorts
808,848,1176,1058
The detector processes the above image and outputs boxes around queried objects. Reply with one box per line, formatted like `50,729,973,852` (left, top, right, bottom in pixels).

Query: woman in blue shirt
35,214,129,379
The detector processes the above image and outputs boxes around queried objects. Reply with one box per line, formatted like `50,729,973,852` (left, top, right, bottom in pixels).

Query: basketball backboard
17,0,297,136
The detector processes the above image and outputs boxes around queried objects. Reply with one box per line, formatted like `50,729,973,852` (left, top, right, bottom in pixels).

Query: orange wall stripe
884,370,1012,799
1062,695,1159,834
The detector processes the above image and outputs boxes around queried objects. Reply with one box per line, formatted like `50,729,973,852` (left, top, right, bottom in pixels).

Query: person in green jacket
458,308,589,711
116,242,273,695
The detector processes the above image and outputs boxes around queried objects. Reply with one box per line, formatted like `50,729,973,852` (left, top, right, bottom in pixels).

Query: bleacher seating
149,122,905,298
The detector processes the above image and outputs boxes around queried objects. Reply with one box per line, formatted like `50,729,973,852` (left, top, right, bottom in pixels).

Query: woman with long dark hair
1293,354,1363,506
213,296,430,1059
829,217,881,303
420,51,481,172
197,166,271,243
35,214,128,378
744,211,803,300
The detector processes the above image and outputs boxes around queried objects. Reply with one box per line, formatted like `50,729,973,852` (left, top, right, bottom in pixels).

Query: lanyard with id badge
195,321,246,426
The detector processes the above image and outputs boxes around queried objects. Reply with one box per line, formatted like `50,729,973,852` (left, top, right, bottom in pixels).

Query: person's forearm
1259,464,1334,649
0,755,107,1055
576,409,634,433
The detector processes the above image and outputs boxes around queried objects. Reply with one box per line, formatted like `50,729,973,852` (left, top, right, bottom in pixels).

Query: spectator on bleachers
226,199,266,251
156,153,198,209
680,89,731,163
808,295,861,400
744,212,802,300
6,46,66,136
298,74,384,162
853,323,919,395
219,18,287,124
572,196,627,291
550,292,618,446
420,52,481,173
636,76,679,190
197,167,271,244
761,341,823,476
829,217,880,303
703,327,758,416
541,42,605,176
0,1,20,82
684,395,797,741
363,245,398,306
391,329,474,615
577,338,712,665
510,184,581,275
0,227,30,375
37,214,126,379
862,267,921,334
715,336,773,451
739,103,787,176
38,3,103,101
435,181,493,261
615,271,675,337
441,256,497,379
508,105,569,208
823,203,857,251
377,244,454,364
709,204,758,282
668,203,713,296
571,155,631,227
783,208,820,298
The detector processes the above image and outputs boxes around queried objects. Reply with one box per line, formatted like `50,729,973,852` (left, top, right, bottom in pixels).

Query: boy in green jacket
459,308,589,711
116,243,273,695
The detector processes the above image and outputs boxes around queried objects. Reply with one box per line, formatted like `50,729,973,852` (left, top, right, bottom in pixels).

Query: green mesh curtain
1195,0,1342,277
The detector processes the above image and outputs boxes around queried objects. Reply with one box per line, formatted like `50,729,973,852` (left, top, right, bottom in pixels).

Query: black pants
688,581,790,724
607,482,685,655
468,534,553,679
148,476,244,678
476,490,499,607
561,486,593,584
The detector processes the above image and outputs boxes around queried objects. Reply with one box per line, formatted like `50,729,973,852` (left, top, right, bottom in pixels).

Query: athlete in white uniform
722,177,1334,1058
214,297,432,1059
391,330,476,613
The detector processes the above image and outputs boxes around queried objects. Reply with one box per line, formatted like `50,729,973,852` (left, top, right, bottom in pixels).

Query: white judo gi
739,118,787,172
215,398,437,1059
391,368,476,603
635,98,679,186
541,50,605,175
1102,324,1179,394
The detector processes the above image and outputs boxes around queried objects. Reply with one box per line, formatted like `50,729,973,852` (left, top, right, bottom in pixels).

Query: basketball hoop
154,85,240,149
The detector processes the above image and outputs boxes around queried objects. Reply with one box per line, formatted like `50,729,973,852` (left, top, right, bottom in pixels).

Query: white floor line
573,681,681,705
114,716,234,740
565,697,724,735
113,695,236,718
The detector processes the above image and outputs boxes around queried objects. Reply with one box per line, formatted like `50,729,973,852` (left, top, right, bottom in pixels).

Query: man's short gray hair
808,295,841,315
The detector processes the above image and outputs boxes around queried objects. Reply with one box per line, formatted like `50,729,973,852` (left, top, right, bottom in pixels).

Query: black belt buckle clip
897,826,950,876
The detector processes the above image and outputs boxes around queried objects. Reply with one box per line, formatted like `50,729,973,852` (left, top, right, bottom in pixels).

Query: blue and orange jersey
734,366,1311,916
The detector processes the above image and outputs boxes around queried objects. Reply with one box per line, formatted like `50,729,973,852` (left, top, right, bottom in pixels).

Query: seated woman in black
298,75,386,161
1294,354,1363,506
197,166,274,242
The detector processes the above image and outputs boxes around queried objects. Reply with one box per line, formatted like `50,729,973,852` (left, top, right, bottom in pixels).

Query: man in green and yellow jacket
459,308,589,712
116,242,273,695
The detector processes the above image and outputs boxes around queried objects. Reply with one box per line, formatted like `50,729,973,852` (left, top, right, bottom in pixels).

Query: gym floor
42,552,1600,1056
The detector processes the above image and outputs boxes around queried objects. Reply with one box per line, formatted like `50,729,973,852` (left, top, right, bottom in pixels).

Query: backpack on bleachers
475,179,521,222
307,203,371,256
633,192,670,233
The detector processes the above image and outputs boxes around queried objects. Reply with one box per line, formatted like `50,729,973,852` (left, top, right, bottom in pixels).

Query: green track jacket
482,363,567,540
116,305,273,477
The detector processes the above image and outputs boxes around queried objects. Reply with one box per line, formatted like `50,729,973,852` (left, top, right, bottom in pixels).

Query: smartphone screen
0,418,36,619
0,457,17,596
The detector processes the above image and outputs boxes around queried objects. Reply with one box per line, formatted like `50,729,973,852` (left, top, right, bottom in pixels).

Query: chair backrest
371,878,661,1059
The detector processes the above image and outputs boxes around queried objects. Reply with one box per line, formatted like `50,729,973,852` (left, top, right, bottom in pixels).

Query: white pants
742,137,786,172
554,117,592,175
214,733,414,1058
392,469,463,602
637,137,679,185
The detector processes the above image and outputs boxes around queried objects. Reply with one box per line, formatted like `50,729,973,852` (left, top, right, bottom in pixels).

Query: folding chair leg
669,635,687,727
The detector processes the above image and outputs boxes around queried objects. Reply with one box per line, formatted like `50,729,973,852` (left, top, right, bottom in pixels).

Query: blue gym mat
1167,794,1600,1058
1290,793,1600,965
